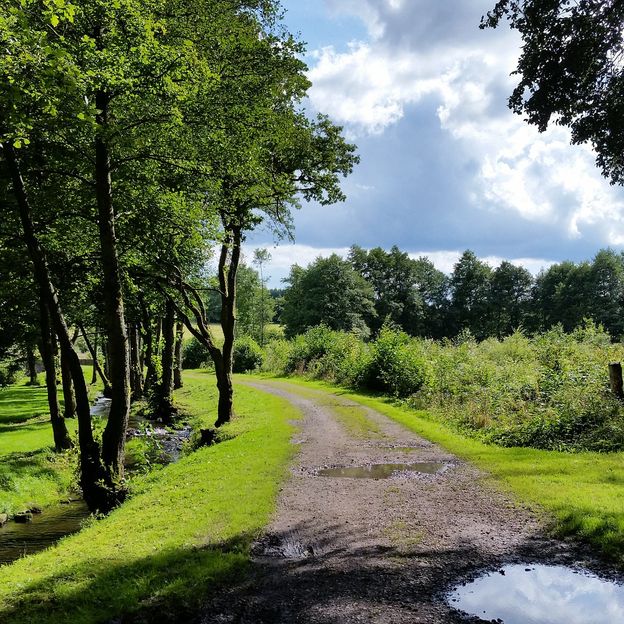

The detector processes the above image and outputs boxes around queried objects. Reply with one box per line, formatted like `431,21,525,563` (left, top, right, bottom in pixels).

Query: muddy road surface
201,380,587,624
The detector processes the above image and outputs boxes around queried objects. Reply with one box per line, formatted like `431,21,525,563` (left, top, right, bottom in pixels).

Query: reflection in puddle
448,564,624,624
317,462,445,479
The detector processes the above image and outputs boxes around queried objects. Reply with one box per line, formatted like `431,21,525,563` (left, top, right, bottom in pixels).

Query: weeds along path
204,379,574,624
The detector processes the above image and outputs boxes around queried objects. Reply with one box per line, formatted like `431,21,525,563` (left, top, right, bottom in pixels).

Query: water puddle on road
448,564,624,624
317,462,445,479
0,501,90,566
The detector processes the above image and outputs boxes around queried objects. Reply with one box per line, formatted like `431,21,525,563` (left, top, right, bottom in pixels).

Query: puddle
0,500,90,566
448,564,624,623
317,462,445,479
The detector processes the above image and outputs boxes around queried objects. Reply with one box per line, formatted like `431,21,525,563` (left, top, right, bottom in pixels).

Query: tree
448,251,492,338
281,255,376,338
489,261,534,337
482,1,624,184
236,263,276,343
349,245,423,335
587,249,624,339
253,248,272,346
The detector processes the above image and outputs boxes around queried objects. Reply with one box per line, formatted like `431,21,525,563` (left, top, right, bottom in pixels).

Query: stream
0,396,192,566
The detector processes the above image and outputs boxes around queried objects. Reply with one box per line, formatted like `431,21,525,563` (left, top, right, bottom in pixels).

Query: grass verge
0,372,102,516
0,370,299,623
250,374,624,566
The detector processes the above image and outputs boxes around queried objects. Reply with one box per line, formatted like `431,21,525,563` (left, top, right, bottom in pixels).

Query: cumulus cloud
302,0,624,248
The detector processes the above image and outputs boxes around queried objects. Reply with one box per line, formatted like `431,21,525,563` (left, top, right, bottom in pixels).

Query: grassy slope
0,370,298,624
251,375,624,565
0,372,102,516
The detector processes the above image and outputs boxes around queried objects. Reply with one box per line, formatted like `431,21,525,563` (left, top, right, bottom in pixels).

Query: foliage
281,255,376,338
0,359,20,388
483,0,624,185
263,322,624,452
232,336,263,373
183,337,211,370
236,264,276,343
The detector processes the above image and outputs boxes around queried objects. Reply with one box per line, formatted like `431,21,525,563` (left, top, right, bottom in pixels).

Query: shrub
0,359,20,387
260,323,624,452
233,336,263,373
183,338,211,369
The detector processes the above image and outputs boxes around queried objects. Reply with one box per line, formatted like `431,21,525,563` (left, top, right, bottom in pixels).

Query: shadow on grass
0,534,255,624
0,386,49,425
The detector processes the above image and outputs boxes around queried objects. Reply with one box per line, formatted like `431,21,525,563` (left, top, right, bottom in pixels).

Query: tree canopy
482,0,624,184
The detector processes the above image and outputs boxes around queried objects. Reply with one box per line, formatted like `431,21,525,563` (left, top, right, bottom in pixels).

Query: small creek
317,462,446,479
448,564,624,624
0,396,191,567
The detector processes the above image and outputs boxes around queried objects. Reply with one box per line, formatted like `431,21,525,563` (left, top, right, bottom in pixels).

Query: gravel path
201,380,581,624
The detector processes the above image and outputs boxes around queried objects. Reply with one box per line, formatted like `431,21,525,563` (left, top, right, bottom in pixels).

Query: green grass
251,375,624,565
0,378,50,425
0,370,299,623
0,371,101,516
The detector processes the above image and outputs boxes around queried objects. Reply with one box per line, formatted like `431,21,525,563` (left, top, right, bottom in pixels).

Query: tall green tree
489,261,534,337
448,251,492,339
281,255,375,338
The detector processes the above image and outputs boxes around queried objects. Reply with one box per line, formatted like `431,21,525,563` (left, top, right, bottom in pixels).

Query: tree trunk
3,142,115,511
91,329,98,385
79,324,112,397
39,291,73,451
153,300,176,422
215,226,241,427
94,88,131,481
26,346,38,385
129,324,144,400
60,348,76,419
173,320,184,389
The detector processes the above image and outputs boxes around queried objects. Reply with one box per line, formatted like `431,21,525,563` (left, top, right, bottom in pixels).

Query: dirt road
202,380,576,623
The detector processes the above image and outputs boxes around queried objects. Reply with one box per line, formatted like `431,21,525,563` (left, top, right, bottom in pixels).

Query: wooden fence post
609,362,624,399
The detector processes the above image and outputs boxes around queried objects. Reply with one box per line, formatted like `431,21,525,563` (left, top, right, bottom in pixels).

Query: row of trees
280,247,624,341
0,0,356,511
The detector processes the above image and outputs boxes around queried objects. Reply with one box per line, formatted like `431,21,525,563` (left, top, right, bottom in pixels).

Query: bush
0,359,20,387
183,338,211,369
260,322,624,452
233,336,263,373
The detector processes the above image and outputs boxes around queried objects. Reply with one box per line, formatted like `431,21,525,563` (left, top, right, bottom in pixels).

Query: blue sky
247,0,624,287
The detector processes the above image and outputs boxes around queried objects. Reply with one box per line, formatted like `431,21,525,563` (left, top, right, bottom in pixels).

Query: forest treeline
278,246,624,341
0,0,356,512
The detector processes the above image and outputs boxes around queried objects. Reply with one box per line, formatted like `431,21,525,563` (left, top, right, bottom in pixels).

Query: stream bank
0,395,192,566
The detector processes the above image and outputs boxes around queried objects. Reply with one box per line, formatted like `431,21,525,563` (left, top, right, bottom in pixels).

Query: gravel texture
200,380,611,624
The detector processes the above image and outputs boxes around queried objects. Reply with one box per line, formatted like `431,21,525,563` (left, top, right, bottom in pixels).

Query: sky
245,0,624,288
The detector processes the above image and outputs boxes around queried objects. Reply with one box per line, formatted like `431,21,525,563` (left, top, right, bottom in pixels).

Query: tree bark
95,89,131,481
26,346,38,385
3,142,115,511
215,225,241,426
139,299,158,394
60,348,76,419
129,324,144,400
39,290,73,451
173,320,184,389
91,329,98,385
79,324,112,397
153,299,176,422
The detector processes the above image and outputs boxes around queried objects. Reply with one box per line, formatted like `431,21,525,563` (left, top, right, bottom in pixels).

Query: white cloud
245,243,554,287
306,0,624,247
